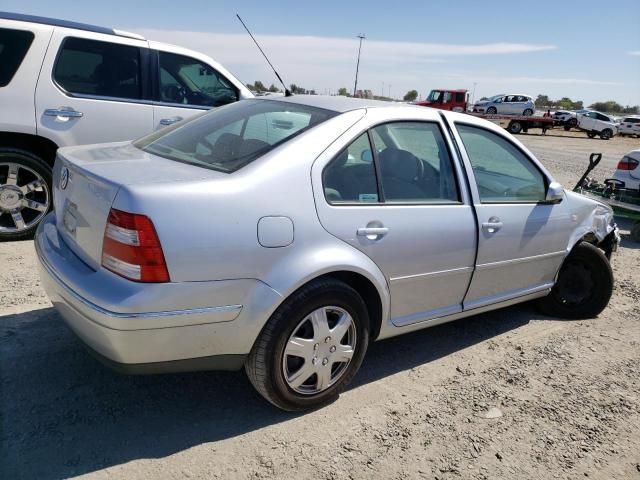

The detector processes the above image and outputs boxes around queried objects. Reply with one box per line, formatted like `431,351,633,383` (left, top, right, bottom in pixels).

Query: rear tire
0,149,52,242
508,121,523,134
568,118,578,128
245,278,370,411
523,108,533,116
486,107,497,115
600,129,612,140
631,222,640,243
587,132,597,139
538,242,613,319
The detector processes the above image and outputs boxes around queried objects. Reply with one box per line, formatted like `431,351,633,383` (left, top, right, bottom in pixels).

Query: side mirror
545,181,564,204
361,150,373,163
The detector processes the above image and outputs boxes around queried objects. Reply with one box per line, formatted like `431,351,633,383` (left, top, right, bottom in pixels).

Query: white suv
618,117,640,137
576,111,618,140
0,12,252,240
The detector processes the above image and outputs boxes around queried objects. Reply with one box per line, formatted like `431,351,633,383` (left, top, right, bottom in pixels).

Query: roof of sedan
261,94,413,113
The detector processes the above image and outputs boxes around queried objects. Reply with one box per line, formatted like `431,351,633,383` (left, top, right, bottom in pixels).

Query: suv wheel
523,108,533,116
486,107,497,115
246,278,370,411
538,242,613,319
587,132,597,139
600,129,612,140
0,149,52,241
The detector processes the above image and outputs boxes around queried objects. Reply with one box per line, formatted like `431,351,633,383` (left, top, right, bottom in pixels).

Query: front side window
135,99,335,173
456,124,546,203
455,92,466,103
158,52,238,107
54,37,142,99
0,28,34,87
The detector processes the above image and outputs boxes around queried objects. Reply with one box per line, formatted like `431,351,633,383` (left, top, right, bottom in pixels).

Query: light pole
471,82,477,107
388,84,391,99
353,34,365,97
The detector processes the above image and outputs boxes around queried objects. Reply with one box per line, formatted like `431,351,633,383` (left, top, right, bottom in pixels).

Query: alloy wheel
282,306,357,395
0,162,50,234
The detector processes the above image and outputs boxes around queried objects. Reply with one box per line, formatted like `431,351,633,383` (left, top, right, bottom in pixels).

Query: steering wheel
413,155,425,182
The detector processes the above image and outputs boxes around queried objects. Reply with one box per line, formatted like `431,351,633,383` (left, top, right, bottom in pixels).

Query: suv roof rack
0,11,145,40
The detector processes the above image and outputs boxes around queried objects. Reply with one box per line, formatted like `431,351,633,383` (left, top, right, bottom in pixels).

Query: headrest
379,148,419,182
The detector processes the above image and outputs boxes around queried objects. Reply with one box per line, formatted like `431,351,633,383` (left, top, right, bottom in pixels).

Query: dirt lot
1,131,639,480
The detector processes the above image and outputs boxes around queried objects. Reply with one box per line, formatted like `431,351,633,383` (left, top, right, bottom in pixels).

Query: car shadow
1,304,533,479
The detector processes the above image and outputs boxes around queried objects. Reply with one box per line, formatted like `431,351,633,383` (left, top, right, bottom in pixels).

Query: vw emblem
60,167,69,190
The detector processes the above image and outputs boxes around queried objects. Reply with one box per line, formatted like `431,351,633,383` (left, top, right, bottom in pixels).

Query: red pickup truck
414,89,469,112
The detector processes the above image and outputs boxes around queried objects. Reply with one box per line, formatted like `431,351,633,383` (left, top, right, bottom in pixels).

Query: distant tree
622,105,640,114
268,84,280,93
479,96,489,101
289,84,307,94
403,90,418,102
337,87,349,96
535,94,550,108
589,100,624,113
246,83,256,92
253,80,267,92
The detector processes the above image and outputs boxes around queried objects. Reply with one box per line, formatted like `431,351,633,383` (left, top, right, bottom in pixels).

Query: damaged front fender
564,190,619,258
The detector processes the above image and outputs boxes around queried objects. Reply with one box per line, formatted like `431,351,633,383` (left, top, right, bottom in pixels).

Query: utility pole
471,82,477,107
381,81,384,98
353,34,365,97
388,84,391,99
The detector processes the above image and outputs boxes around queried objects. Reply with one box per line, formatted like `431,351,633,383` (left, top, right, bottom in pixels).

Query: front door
35,31,154,147
314,115,476,326
152,50,240,129
452,122,570,309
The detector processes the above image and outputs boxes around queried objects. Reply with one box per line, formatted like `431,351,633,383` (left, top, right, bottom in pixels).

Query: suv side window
54,37,142,100
323,133,379,203
158,52,238,108
456,124,546,203
455,92,465,103
371,122,459,203
0,28,35,87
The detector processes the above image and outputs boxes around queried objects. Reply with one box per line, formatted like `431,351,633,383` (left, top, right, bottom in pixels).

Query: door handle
481,217,503,234
357,227,389,239
44,107,83,120
159,116,183,126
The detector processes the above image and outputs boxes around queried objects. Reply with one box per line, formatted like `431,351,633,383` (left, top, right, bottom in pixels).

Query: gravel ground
1,131,639,480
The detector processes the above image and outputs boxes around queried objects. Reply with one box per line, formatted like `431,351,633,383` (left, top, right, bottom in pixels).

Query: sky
4,0,639,105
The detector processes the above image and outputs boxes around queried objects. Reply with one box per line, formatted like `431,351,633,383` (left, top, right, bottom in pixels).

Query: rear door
151,48,242,129
36,29,154,146
313,109,476,326
450,121,569,309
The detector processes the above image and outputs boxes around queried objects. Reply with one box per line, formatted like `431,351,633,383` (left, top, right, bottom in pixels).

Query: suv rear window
134,99,337,173
54,37,142,100
0,28,34,87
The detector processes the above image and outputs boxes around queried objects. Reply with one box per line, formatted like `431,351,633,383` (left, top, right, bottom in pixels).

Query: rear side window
0,28,34,87
455,92,465,102
54,37,142,100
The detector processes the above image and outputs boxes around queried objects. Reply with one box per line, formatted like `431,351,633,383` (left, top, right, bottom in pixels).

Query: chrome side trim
37,239,242,320
390,266,473,283
475,251,565,271
464,282,554,311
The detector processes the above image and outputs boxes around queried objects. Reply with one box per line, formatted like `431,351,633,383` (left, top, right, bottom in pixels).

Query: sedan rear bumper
36,213,281,371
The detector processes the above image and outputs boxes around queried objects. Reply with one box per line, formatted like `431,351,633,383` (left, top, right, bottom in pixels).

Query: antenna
236,14,292,97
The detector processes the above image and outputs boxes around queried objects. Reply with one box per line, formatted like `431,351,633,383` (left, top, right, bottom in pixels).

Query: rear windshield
135,99,337,173
0,28,35,87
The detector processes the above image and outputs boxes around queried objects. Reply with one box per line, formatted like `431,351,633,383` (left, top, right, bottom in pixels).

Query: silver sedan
36,96,618,410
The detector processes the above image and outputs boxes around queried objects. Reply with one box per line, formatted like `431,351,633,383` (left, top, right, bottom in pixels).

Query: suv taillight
102,209,170,283
617,157,639,171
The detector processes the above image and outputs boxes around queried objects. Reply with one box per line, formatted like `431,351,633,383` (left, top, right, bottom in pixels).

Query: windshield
427,90,442,102
135,100,337,173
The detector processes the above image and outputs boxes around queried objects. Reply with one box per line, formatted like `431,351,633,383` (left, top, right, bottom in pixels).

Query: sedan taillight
102,208,170,283
617,157,639,171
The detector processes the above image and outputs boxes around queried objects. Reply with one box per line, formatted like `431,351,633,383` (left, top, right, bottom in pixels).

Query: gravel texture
1,131,639,480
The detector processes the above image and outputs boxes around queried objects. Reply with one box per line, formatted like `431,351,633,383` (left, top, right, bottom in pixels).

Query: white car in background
553,109,589,130
618,117,640,137
576,111,618,140
613,149,640,191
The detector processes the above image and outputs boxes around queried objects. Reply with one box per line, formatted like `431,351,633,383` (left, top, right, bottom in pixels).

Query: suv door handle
357,227,389,239
159,116,183,126
482,217,503,234
44,107,83,119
